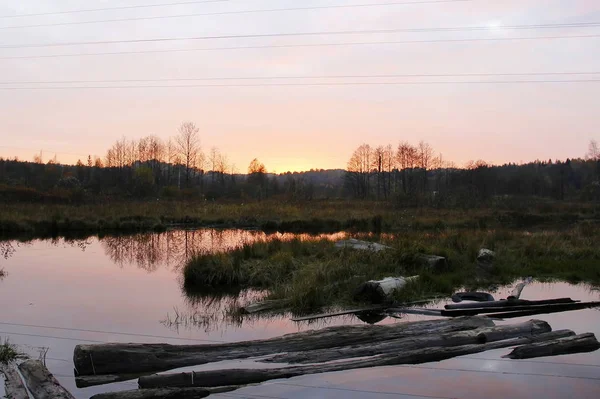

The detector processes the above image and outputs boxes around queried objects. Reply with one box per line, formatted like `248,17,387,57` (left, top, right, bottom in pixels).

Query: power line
0,1,473,30
1,34,598,60
3,21,600,49
401,364,600,381
0,321,226,343
0,0,230,18
1,79,599,90
1,71,599,85
273,382,458,398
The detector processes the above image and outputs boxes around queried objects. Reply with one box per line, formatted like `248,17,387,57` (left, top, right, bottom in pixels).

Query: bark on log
261,319,551,364
75,373,145,388
444,298,576,310
504,333,600,359
138,330,574,389
18,360,75,399
451,292,495,303
507,277,533,300
441,301,600,317
0,364,29,399
74,317,493,376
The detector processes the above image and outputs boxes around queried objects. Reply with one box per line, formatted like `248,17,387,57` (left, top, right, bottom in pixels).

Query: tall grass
2,199,596,238
0,338,23,364
183,226,600,313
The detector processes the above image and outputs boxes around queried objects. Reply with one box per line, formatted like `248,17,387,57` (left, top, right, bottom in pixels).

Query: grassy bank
0,339,21,364
183,225,600,313
1,199,598,239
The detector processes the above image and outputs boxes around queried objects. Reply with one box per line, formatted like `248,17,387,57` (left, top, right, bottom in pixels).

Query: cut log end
504,333,600,359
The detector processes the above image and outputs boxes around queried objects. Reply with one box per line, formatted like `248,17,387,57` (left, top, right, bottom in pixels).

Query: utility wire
1,71,599,85
0,321,226,343
2,34,599,60
0,1,473,30
0,0,230,18
2,21,600,49
1,79,599,90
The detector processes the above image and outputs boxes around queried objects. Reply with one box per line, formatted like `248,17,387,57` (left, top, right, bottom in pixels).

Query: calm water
1,230,599,399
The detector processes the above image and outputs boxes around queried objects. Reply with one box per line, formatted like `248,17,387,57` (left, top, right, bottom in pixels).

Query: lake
1,229,599,398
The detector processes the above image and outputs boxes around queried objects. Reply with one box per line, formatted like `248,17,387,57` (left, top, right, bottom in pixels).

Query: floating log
18,360,75,399
504,333,600,359
507,277,533,300
0,364,29,399
444,298,577,310
385,307,443,317
90,387,212,399
354,276,418,303
261,319,551,365
75,373,145,388
451,292,495,303
74,316,493,376
291,305,387,322
239,299,289,314
138,330,574,389
441,301,600,317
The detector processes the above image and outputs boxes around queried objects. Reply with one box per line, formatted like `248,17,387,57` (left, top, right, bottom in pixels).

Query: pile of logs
62,316,600,399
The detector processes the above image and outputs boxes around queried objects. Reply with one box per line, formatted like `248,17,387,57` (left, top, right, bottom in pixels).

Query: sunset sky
1,0,599,172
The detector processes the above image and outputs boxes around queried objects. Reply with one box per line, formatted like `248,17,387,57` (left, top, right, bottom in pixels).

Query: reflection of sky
0,235,599,398
1,1,600,171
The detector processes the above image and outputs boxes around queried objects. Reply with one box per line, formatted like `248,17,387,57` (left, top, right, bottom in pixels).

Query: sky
0,0,599,172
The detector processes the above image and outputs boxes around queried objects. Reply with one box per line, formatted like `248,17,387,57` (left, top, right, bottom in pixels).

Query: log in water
504,333,600,359
441,301,600,317
74,316,493,376
18,360,75,399
138,330,575,389
261,319,551,365
444,298,576,310
0,364,29,399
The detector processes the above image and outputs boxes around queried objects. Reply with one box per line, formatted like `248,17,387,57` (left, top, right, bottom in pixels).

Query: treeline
345,141,600,205
0,123,598,205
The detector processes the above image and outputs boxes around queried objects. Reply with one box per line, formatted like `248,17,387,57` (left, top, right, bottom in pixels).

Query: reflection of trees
100,229,270,272
1,241,17,260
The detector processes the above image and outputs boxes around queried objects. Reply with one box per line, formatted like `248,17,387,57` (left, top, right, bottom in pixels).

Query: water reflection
101,229,347,271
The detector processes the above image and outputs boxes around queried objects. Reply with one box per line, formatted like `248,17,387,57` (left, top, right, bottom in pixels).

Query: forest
0,123,598,207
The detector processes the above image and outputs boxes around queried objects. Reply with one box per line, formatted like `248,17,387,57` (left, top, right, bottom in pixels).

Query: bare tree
396,142,417,194
346,144,372,198
176,122,201,187
587,139,600,161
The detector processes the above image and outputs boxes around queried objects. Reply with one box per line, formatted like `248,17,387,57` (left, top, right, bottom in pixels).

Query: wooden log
504,333,600,359
354,276,418,303
451,292,495,303
76,373,145,388
441,301,600,317
74,316,494,376
18,360,75,399
385,307,443,317
291,305,387,322
239,299,288,314
444,298,576,310
507,277,533,300
0,364,29,399
261,319,551,365
138,330,574,389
